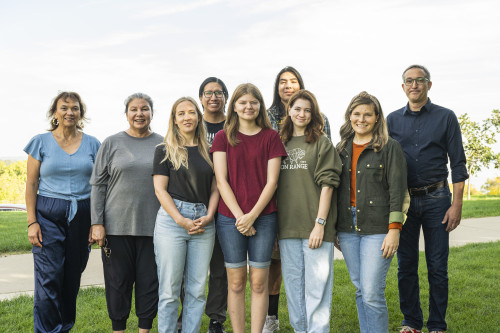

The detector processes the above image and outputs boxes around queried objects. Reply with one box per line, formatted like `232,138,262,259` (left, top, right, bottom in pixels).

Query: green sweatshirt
277,135,342,242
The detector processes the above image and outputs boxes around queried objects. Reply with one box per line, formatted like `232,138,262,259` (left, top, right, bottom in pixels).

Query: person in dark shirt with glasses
387,64,468,333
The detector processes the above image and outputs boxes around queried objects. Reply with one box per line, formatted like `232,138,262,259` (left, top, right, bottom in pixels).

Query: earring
78,120,84,128
52,117,59,126
174,126,178,136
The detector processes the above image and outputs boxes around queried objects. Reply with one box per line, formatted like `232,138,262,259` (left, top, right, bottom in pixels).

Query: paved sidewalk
1,216,499,301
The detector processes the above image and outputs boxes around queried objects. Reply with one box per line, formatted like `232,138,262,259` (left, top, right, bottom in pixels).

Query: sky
1,0,499,187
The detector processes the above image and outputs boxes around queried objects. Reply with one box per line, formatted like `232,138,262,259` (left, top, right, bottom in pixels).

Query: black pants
102,235,159,331
205,232,228,322
33,196,91,333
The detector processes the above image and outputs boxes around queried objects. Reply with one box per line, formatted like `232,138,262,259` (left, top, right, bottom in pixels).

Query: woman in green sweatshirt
277,89,342,333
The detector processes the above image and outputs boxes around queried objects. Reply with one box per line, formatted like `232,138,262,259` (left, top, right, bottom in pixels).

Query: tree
482,177,500,195
458,109,500,199
0,160,27,203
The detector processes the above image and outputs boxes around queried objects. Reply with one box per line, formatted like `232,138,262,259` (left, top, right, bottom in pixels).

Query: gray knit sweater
90,131,163,236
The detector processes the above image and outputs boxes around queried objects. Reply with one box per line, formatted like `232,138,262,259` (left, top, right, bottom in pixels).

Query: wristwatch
315,217,326,225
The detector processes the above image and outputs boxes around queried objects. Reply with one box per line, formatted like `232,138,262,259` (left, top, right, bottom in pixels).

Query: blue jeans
397,186,451,331
154,199,215,333
337,206,393,333
279,239,334,333
216,212,277,268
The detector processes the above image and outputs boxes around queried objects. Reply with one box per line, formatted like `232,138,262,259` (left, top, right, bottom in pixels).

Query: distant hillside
0,157,25,165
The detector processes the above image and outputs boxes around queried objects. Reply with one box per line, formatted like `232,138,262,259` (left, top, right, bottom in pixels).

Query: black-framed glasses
103,238,111,258
203,90,224,98
404,77,429,86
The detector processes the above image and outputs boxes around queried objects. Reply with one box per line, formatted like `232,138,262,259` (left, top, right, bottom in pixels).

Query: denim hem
248,260,271,269
224,260,247,269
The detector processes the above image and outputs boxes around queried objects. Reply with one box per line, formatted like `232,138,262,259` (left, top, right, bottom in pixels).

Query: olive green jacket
336,137,408,234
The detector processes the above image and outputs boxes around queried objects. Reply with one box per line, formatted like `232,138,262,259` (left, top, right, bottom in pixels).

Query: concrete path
1,216,499,301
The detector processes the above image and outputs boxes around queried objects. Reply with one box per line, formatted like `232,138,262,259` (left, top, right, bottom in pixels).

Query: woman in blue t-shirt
24,91,100,333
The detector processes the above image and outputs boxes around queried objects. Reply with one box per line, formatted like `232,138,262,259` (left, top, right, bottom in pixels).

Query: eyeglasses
404,77,429,86
103,238,111,258
203,90,224,98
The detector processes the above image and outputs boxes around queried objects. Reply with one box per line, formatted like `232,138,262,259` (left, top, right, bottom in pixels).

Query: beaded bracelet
28,221,39,228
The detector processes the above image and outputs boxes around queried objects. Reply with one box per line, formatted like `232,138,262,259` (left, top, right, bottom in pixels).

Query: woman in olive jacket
336,91,408,333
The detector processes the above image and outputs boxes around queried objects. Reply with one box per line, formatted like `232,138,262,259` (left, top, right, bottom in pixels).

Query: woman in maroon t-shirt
211,83,287,333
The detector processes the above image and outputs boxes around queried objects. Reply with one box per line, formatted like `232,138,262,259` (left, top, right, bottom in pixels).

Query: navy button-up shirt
386,99,468,188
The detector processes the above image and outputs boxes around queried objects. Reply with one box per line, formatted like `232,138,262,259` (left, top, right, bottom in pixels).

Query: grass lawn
462,195,500,219
0,211,31,254
1,242,499,332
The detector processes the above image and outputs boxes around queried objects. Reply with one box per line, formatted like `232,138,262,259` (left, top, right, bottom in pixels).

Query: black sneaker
208,320,226,333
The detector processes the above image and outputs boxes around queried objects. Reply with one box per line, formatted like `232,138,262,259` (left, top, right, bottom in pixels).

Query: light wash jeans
154,199,215,333
279,238,334,333
337,207,393,333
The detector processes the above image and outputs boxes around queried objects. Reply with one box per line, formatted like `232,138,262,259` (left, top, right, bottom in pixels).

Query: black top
153,145,213,207
204,120,225,146
387,98,468,188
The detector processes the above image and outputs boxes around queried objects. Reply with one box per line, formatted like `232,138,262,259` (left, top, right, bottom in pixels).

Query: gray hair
402,64,431,81
124,93,154,114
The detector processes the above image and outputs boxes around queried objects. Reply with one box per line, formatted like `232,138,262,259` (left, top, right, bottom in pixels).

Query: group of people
25,64,468,333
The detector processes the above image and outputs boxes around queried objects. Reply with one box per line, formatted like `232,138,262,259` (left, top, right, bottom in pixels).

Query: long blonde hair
160,97,212,170
224,83,272,146
338,91,388,153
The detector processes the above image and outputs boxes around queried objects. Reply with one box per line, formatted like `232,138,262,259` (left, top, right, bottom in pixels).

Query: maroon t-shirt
211,128,287,218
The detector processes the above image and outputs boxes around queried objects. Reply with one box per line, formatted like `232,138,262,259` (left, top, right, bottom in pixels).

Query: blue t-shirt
24,132,101,221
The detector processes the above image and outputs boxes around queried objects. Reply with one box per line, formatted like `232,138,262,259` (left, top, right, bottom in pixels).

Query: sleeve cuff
389,211,405,223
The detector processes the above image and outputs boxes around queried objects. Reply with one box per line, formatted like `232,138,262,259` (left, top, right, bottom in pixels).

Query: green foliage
482,177,500,195
459,110,500,199
1,242,499,332
0,160,27,204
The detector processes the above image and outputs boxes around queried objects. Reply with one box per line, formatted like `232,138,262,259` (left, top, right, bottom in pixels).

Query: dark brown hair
280,90,324,145
270,66,305,118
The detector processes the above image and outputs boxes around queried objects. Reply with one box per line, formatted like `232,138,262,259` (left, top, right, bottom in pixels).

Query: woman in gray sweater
90,93,163,333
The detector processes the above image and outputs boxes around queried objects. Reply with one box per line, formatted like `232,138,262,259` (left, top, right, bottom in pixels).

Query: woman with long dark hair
277,89,341,332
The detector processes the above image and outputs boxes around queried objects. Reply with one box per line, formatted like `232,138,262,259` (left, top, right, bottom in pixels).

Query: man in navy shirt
387,65,468,333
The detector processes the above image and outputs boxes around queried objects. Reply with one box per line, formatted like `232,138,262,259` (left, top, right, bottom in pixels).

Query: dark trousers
33,196,91,333
397,186,451,331
205,232,228,322
102,235,159,331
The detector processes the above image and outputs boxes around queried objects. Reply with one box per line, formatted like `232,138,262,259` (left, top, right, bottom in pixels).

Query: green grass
1,242,499,332
462,195,500,219
0,211,31,254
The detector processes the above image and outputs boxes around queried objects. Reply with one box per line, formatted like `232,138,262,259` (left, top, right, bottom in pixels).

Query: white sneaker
262,315,279,332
